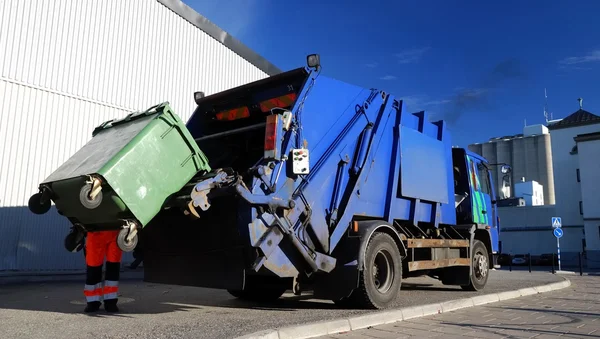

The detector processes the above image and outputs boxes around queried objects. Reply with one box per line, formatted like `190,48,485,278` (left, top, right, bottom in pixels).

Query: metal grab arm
189,169,295,214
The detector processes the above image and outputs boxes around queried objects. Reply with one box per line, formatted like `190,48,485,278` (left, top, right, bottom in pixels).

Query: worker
83,230,122,313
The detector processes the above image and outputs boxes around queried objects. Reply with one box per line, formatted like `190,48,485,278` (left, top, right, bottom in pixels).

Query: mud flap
313,264,359,301
440,266,470,286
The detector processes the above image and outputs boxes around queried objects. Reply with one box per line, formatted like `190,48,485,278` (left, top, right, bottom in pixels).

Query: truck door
467,155,499,252
466,156,491,225
485,165,500,253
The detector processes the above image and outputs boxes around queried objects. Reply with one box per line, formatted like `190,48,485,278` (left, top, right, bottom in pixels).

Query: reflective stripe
86,295,101,302
103,292,118,300
259,93,297,112
103,279,119,299
103,286,118,295
215,106,250,121
84,283,103,291
84,283,103,301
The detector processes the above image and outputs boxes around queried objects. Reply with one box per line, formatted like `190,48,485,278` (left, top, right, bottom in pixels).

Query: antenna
543,88,552,125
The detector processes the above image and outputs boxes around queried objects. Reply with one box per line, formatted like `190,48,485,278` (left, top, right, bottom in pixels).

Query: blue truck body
141,55,508,309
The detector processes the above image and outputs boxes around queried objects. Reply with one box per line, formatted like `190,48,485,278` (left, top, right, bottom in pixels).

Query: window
579,201,583,215
576,168,581,182
477,163,491,195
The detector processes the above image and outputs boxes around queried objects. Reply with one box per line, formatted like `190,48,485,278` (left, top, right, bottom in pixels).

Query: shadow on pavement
0,276,470,315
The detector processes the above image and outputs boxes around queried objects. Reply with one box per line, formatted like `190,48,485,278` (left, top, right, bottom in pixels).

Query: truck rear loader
139,54,512,309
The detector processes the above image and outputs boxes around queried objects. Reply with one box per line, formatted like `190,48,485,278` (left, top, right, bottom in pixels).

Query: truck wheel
347,232,402,309
28,192,51,215
461,239,489,291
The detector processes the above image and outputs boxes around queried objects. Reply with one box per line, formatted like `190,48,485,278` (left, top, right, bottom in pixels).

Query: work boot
104,299,119,313
84,301,101,313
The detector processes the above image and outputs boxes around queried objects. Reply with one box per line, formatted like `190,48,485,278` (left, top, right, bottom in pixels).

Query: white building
468,123,555,205
514,180,544,206
574,131,600,267
0,0,280,272
497,99,600,267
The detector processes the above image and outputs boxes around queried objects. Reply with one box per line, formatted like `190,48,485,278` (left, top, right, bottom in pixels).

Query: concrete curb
234,277,572,339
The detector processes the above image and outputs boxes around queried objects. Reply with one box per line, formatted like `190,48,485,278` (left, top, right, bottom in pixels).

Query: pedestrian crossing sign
552,217,562,228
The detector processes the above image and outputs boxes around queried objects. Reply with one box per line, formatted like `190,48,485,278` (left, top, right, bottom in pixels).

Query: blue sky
188,0,600,147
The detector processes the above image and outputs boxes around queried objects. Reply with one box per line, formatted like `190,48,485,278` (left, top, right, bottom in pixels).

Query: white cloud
559,50,600,65
399,95,451,109
365,62,378,68
423,99,451,106
395,47,430,64
399,95,428,111
379,75,397,80
455,88,488,98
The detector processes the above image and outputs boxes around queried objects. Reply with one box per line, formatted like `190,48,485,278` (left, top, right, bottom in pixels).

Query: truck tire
344,232,402,309
461,239,489,291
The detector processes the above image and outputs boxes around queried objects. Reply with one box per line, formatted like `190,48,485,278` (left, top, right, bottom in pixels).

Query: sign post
552,217,563,272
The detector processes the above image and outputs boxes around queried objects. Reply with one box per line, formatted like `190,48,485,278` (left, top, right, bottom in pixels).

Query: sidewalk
320,274,599,338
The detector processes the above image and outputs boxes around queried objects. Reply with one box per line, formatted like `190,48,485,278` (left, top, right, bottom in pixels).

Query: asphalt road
0,269,563,339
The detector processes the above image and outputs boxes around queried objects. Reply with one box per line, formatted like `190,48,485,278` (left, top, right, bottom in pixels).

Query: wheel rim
372,249,394,293
473,251,488,281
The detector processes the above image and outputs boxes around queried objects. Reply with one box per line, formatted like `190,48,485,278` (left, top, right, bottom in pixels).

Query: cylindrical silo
511,137,526,198
537,133,555,204
482,142,499,197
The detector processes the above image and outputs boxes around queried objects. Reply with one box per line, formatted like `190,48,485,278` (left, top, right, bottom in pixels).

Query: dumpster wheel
117,227,138,252
28,192,51,215
79,184,103,209
64,228,85,252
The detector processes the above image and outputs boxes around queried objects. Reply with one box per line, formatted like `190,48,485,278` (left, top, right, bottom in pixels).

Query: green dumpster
28,102,211,252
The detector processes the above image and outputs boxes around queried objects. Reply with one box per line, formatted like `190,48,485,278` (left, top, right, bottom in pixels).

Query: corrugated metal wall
0,0,271,271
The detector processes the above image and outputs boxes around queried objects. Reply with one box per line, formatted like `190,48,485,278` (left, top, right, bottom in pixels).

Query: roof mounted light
194,91,205,105
306,54,321,70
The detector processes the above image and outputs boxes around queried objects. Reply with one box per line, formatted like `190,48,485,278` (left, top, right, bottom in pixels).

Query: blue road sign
552,217,562,228
553,227,563,239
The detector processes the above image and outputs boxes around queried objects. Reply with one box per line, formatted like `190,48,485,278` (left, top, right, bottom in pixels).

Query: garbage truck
139,54,512,309
28,53,511,309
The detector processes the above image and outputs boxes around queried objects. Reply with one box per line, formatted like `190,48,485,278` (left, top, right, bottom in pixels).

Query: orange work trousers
83,230,122,303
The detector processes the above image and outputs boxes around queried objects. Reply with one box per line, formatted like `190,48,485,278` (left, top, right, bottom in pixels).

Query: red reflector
215,106,250,121
259,93,297,113
265,115,278,151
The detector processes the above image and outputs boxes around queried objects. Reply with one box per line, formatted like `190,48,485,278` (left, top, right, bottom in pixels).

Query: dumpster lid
92,102,169,137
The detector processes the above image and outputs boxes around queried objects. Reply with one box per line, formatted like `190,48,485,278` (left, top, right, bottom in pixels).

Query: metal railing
498,252,585,276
